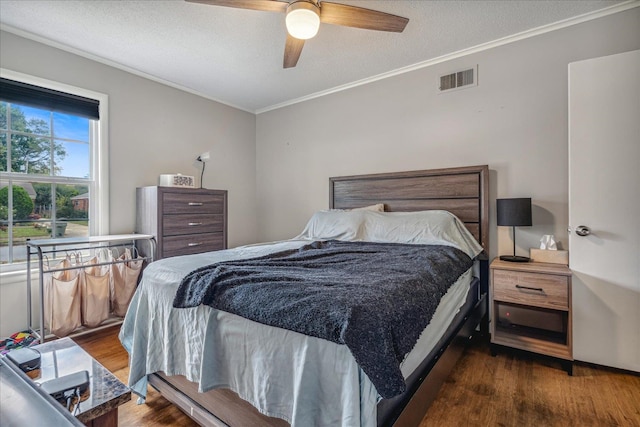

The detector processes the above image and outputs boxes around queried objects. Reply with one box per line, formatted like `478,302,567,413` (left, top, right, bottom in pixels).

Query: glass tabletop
32,337,130,423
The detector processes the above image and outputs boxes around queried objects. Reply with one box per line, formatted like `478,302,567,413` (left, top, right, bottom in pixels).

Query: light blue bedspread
119,238,472,426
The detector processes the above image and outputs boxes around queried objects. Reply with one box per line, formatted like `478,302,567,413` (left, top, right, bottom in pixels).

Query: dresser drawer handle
515,284,544,292
188,202,203,206
188,222,203,226
187,242,203,247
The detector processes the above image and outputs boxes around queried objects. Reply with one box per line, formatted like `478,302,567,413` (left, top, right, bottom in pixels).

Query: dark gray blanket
173,240,472,398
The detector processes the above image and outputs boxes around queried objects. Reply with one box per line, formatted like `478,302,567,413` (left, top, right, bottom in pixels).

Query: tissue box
530,249,568,265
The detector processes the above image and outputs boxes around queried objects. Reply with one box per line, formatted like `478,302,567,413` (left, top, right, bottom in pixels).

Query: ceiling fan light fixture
286,1,320,40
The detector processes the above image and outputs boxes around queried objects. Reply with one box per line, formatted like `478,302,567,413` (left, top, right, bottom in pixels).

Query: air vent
439,66,477,92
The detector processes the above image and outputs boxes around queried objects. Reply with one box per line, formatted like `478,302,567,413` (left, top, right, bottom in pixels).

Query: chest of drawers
136,186,227,259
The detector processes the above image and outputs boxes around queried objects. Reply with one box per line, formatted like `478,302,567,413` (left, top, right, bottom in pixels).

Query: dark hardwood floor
74,326,640,427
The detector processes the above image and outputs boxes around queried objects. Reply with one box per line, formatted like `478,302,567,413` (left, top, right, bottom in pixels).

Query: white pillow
296,209,483,258
296,210,367,241
360,210,483,258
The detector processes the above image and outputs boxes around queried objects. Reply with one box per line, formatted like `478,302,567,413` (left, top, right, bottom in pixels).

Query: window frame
0,68,109,271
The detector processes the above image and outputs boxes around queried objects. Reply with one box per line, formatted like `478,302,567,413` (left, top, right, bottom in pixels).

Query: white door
568,50,640,372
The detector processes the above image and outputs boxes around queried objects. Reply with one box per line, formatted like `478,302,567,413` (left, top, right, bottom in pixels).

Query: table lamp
196,151,210,189
497,197,532,262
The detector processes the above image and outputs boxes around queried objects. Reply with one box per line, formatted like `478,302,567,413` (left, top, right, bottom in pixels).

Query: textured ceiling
0,1,630,113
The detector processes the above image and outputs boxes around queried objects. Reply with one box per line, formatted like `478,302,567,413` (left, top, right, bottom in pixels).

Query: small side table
490,259,573,374
32,337,131,427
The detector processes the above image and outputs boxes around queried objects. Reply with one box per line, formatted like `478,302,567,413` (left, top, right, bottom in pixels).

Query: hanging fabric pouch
111,248,143,317
80,254,111,328
43,257,82,337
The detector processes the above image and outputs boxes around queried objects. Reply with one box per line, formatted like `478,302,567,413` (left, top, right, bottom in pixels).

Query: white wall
1,8,638,338
0,31,258,336
256,8,640,261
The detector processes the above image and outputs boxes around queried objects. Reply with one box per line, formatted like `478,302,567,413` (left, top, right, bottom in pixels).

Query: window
0,70,109,268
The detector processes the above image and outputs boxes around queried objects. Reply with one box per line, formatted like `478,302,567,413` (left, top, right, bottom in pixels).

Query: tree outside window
1,101,92,264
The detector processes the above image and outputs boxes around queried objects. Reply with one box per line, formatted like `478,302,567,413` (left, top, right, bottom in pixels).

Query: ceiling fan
185,0,409,68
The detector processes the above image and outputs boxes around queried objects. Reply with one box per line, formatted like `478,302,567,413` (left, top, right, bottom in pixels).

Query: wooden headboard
329,165,489,253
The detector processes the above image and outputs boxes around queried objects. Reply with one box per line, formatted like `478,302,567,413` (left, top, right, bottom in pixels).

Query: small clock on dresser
490,258,573,375
158,173,196,188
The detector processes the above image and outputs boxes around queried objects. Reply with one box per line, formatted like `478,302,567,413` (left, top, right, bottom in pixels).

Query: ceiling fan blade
185,0,288,13
319,2,408,32
283,34,305,69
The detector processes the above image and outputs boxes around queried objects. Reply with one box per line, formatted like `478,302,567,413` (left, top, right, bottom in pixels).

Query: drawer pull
515,284,544,292
188,242,203,247
188,202,203,206
188,222,203,226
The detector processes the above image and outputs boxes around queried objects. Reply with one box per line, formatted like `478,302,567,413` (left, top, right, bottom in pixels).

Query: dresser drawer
162,192,224,215
162,233,224,258
162,214,224,236
493,269,569,310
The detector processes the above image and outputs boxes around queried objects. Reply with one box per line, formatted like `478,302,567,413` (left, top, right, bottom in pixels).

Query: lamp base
499,255,530,263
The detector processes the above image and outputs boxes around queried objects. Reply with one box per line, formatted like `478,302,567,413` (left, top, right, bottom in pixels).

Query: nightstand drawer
493,269,568,310
163,214,224,236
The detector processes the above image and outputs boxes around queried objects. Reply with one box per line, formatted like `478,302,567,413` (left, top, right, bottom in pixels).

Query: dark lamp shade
497,198,532,227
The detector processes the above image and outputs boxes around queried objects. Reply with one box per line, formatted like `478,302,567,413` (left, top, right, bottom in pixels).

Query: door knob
575,225,591,236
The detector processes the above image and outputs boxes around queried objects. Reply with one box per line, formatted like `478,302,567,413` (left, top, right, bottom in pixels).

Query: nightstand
489,258,573,375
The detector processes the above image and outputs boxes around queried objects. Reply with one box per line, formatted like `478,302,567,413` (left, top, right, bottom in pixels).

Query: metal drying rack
26,234,156,342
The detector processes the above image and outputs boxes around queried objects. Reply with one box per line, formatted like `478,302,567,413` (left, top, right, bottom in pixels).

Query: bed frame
148,165,490,427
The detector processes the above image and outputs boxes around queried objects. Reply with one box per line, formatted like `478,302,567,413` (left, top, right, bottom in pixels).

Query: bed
119,165,489,427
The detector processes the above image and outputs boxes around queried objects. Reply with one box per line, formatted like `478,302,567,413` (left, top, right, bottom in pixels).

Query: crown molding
256,1,640,114
0,23,253,114
2,0,637,115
